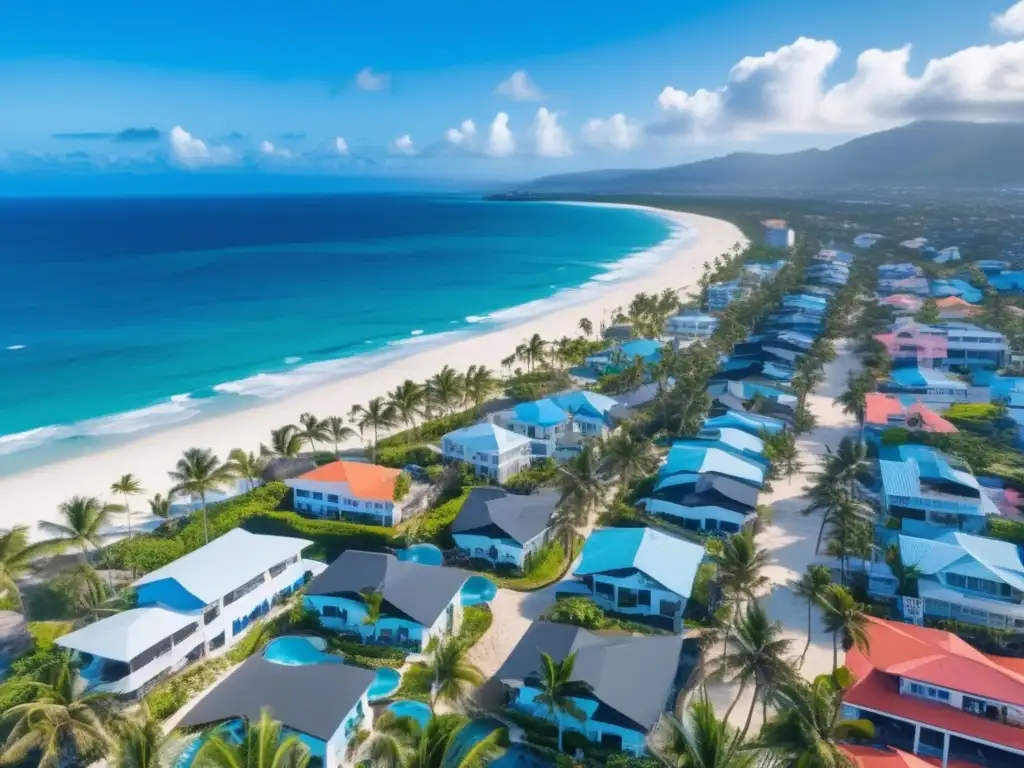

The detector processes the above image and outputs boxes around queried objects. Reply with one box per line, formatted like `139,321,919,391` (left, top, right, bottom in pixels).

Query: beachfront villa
642,474,758,533
875,322,948,368
877,368,970,403
304,550,471,652
879,264,924,280
440,422,532,482
762,219,795,249
863,394,957,444
451,487,557,567
742,259,787,282
880,277,932,297
701,409,785,437
665,310,718,339
878,295,924,315
989,270,1024,294
490,390,619,460
707,381,798,415
936,321,1009,370
694,426,766,464
496,621,684,755
707,280,749,312
658,442,766,488
854,233,884,249
584,339,663,375
842,617,1024,766
286,461,404,526
57,529,315,696
869,531,1024,631
572,527,703,625
927,245,962,264
177,653,375,768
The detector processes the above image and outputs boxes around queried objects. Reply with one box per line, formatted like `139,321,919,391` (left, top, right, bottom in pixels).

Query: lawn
490,539,576,591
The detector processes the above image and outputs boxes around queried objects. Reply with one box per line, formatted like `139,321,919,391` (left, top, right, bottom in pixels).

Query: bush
885,516,902,530
502,460,558,494
410,489,471,545
27,621,72,650
244,511,397,562
329,639,407,668
394,662,432,701
393,472,412,501
106,536,185,574
378,445,441,470
0,677,40,712
459,605,493,647
545,597,607,630
145,657,232,719
988,517,1024,546
378,410,477,449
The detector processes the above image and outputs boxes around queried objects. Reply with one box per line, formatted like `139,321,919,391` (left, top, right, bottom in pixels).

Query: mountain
519,122,1024,193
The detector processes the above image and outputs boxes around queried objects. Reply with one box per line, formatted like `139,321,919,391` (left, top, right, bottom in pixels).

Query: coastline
0,203,746,541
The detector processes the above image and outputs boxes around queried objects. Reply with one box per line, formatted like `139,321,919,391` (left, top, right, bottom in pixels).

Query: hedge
243,511,397,562
408,488,471,545
988,517,1024,546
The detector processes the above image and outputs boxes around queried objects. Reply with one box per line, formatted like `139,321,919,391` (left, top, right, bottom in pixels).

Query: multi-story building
286,461,404,526
441,422,532,482
935,321,1008,370
451,487,557,567
762,219,795,249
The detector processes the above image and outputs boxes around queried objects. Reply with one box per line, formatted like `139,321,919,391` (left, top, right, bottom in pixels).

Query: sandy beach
0,203,745,541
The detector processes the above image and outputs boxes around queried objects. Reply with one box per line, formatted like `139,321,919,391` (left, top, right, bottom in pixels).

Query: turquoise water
262,636,401,700
387,699,432,728
461,576,498,606
397,543,443,566
452,720,547,768
0,194,680,470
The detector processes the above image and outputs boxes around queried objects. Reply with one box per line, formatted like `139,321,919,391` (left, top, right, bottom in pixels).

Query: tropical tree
828,437,868,495
802,473,848,556
819,584,870,672
38,496,118,564
168,448,234,545
824,497,875,586
55,563,109,617
295,412,330,454
361,588,384,641
578,317,593,338
0,657,114,768
599,429,658,488
109,703,172,768
789,565,833,664
523,333,547,372
147,494,171,519
553,445,603,551
261,425,304,458
426,637,485,710
110,473,144,540
324,415,359,456
352,397,398,464
363,712,504,768
884,543,922,596
426,366,464,415
663,690,755,768
388,380,426,438
463,365,499,412
0,526,53,614
227,448,268,491
533,651,592,753
195,708,310,768
834,371,872,426
762,431,802,482
714,529,771,605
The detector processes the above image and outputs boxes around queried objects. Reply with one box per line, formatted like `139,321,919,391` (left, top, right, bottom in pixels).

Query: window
311,492,323,501
638,590,651,607
204,605,220,625
594,581,614,597
295,489,310,498
172,622,199,645
269,558,294,578
909,682,950,702
321,605,341,618
327,494,339,503
223,572,267,606
618,588,638,608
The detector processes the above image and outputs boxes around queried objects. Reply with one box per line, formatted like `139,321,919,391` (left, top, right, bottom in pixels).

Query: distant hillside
518,122,1024,193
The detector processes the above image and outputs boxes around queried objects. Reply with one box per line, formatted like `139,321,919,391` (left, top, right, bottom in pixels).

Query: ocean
0,194,682,466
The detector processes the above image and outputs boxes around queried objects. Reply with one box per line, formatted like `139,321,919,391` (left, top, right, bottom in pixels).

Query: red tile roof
842,746,940,768
863,394,957,433
295,461,400,501
904,402,958,433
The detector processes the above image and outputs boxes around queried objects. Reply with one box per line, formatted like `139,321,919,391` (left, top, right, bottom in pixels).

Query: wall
513,685,648,756
590,571,686,619
305,592,462,651
325,692,373,768
453,533,525,566
287,478,397,525
644,499,749,532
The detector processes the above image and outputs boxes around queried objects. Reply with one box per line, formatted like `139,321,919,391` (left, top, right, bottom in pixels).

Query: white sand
0,204,745,542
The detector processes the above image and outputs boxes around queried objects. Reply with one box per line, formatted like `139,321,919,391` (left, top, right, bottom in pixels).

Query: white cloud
496,70,543,101
355,67,389,91
993,1,1024,36
258,140,292,159
487,112,515,157
581,113,640,151
334,136,349,155
168,126,231,167
390,134,415,155
532,107,571,157
444,119,478,145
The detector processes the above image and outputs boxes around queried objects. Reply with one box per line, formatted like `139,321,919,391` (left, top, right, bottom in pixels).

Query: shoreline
0,203,746,541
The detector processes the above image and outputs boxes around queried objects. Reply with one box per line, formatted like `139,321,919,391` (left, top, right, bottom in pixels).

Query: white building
451,487,558,567
762,219,795,249
441,422,532,482
286,460,405,526
666,311,719,340
57,529,317,696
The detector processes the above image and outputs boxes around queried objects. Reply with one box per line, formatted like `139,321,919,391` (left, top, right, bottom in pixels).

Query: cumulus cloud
390,134,415,155
993,1,1024,36
259,140,292,159
168,126,231,167
356,67,389,91
444,119,478,145
487,112,515,157
334,136,349,155
496,70,543,101
532,108,571,157
581,113,640,151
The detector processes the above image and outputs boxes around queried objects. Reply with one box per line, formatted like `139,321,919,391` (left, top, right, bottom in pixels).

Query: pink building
874,320,947,367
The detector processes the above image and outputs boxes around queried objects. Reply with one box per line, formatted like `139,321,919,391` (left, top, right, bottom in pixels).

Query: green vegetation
404,488,471,545
331,639,408,669
492,540,571,591
988,517,1024,546
460,605,494,647
502,459,559,493
543,596,665,635
504,369,573,402
393,471,412,501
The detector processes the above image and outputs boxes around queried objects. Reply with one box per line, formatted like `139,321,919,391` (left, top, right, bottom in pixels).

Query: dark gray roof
305,551,471,627
452,488,558,545
693,475,759,509
495,622,683,732
177,655,375,741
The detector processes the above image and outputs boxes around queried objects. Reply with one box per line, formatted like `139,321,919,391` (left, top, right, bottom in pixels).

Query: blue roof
511,398,568,427
702,410,785,436
887,367,967,390
697,427,764,455
550,390,618,420
881,445,981,503
930,279,983,303
660,444,765,486
574,527,703,598
619,339,663,360
989,271,1024,292
899,532,1024,593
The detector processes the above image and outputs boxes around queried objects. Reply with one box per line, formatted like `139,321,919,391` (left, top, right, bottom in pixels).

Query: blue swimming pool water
262,636,400,701
369,667,401,700
387,699,432,728
452,720,547,768
397,543,443,566
461,575,498,606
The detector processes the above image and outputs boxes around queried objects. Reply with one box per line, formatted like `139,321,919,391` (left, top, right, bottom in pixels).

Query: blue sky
2,0,1023,186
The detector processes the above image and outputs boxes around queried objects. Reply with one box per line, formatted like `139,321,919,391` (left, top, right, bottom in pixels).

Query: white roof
443,422,532,454
57,606,195,662
132,528,311,604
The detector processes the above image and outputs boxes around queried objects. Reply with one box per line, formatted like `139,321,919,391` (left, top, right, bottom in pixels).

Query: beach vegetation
110,473,144,541
425,636,485,710
578,317,593,338
352,396,398,464
492,539,568,590
362,711,506,768
914,296,941,324
819,584,870,673
516,333,547,372
403,488,470,546
324,415,359,456
388,379,427,438
167,447,236,545
553,445,603,551
425,365,465,416
599,429,658,489
295,411,330,454
106,536,184,575
0,525,57,615
38,495,119,566
502,458,558,493
260,424,304,458
662,691,755,768
542,596,663,636
463,364,500,411
789,565,833,665
108,702,172,768
147,493,171,519
393,471,411,501
226,448,268,491
504,369,572,402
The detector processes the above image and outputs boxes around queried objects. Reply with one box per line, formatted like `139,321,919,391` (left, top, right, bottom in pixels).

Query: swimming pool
397,543,443,566
262,636,401,701
461,575,497,606
453,720,546,768
175,720,245,767
386,699,432,728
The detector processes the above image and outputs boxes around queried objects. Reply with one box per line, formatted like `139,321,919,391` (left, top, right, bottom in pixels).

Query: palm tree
56,563,109,617
324,415,359,456
352,397,398,464
38,496,117,564
364,712,505,768
295,412,330,454
553,444,603,551
388,380,426,438
111,473,144,540
789,565,833,664
426,366,464,415
664,690,755,768
168,448,234,545
828,437,868,495
819,584,870,673
147,494,171,519
0,657,114,768
753,668,874,768
195,708,310,768
227,448,268,491
825,497,875,586
533,651,592,753
361,588,383,641
578,317,593,338
599,430,658,488
802,473,848,556
834,371,871,426
426,637,485,710
464,365,499,412
261,425,304,458
523,333,546,372
0,526,53,614
714,529,770,605
109,703,171,768
709,601,794,739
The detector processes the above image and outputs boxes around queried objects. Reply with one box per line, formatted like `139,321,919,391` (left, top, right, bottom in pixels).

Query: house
927,246,962,264
701,409,785,437
491,398,577,461
451,487,557,567
870,531,1024,631
989,270,1024,294
863,393,958,443
57,529,315,696
880,277,932,298
935,322,1008,370
878,368,969,403
805,264,851,287
762,219,795,249
935,296,979,320
642,474,758,533
782,292,829,313
931,279,982,305
900,237,929,251
879,445,999,534
694,426,766,463
875,321,948,368
854,234,884,249
550,390,620,437
659,443,765,488
841,746,948,768
665,311,718,339
707,280,749,312
286,461,404,526
584,339,663,375
878,294,924,315
743,259,787,282
177,653,375,768
814,248,853,264
842,617,1024,766
976,260,1011,274
441,422,532,482
304,551,473,652
706,381,798,412
879,264,924,280
496,622,683,755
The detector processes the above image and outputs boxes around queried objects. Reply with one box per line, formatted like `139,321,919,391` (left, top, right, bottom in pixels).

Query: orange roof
842,746,938,768
762,218,788,228
935,296,971,308
295,461,400,501
904,402,958,433
863,394,958,433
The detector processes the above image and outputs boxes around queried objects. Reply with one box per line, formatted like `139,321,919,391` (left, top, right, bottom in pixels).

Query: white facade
441,425,532,482
587,570,686,622
287,477,400,526
643,499,752,533
453,527,551,568
665,313,718,339
304,592,463,652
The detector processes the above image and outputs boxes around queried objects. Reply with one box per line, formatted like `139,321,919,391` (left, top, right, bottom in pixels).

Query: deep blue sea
0,194,679,463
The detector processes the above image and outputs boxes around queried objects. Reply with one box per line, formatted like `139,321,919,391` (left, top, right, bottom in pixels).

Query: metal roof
452,487,558,545
702,410,785,436
56,606,196,662
511,398,568,427
574,526,704,599
443,422,532,453
660,444,765,486
697,427,764,455
550,390,619,420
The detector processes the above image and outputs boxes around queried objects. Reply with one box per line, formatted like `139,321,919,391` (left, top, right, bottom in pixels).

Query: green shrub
545,597,606,630
410,489,471,545
393,472,412,501
502,460,558,494
106,536,185,574
243,510,397,562
378,410,477,449
329,639,407,668
378,445,441,470
394,662,432,701
27,621,72,650
885,516,902,530
988,517,1024,546
880,427,909,447
0,677,40,712
144,657,232,719
459,605,493,647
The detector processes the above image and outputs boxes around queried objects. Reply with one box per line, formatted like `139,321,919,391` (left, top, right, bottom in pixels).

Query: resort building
701,410,785,437
976,260,1011,274
989,270,1024,294
573,527,703,626
550,390,620,436
878,368,969,404
878,295,924,315
879,264,924,281
935,296,979,320
286,461,404,526
879,445,999,534
869,531,1024,631
927,245,962,264
658,442,765,488
490,390,619,460
880,277,932,297
440,422,532,482
304,551,471,652
496,621,684,755
57,529,314,696
177,653,375,768
451,487,557,567
935,321,1008,370
842,617,1024,767
707,280,749,312
642,474,758,533
693,426,766,464
762,219,795,249
584,339,663,375
875,322,948,368
863,394,957,443
742,259,787,282
665,311,718,339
